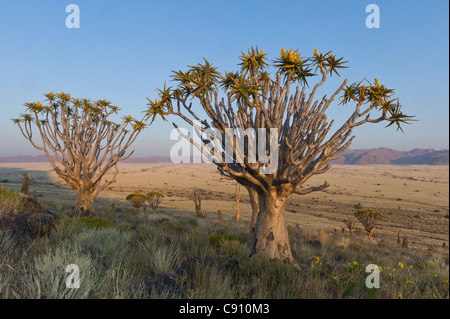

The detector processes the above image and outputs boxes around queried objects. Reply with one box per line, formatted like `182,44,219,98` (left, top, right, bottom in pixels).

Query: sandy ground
0,162,448,251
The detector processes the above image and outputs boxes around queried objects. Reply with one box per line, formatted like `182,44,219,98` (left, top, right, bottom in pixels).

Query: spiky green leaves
172,59,222,103
238,47,268,76
340,79,416,132
145,84,172,124
13,92,147,135
311,50,348,77
273,48,314,86
383,100,416,133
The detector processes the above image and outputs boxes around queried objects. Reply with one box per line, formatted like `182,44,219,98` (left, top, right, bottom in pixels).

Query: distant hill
331,148,449,165
0,154,171,163
0,148,448,165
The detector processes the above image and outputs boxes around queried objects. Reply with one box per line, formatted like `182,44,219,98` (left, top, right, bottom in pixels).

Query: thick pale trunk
75,189,94,217
247,189,295,264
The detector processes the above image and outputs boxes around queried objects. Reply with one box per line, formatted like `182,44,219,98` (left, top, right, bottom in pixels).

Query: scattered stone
0,209,30,239
25,211,58,238
18,193,47,214
143,272,181,297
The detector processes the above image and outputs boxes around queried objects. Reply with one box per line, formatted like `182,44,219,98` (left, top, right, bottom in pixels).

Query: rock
0,208,58,239
25,211,58,238
143,272,181,297
0,210,30,239
18,193,47,214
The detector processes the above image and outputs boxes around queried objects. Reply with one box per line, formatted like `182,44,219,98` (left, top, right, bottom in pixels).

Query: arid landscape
1,161,448,252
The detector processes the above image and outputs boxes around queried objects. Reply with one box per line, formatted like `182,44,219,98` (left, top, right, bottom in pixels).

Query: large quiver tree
147,47,414,264
12,92,147,217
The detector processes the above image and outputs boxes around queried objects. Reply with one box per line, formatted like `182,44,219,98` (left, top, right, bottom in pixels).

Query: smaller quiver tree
126,193,147,210
233,183,241,221
354,209,387,240
146,191,165,213
12,92,148,217
344,219,355,236
189,188,203,217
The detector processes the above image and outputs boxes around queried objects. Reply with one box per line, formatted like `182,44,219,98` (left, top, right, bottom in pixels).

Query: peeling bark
75,189,94,217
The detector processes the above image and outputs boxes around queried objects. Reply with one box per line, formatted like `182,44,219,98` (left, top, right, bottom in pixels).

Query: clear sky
0,0,448,157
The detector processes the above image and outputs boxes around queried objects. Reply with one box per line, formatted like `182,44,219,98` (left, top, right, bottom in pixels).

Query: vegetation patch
209,233,239,248
59,216,114,230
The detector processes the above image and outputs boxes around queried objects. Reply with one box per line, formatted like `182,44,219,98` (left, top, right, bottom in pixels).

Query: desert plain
0,162,448,254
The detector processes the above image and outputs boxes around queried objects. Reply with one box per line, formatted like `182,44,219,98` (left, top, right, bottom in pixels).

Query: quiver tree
344,219,355,236
189,188,203,217
354,209,387,240
146,191,165,213
233,183,241,221
147,47,414,264
13,92,147,217
126,193,148,210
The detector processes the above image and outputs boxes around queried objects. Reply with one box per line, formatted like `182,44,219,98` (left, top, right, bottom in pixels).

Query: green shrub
70,228,133,271
0,186,23,215
209,233,238,248
148,245,180,274
59,216,114,230
24,246,100,299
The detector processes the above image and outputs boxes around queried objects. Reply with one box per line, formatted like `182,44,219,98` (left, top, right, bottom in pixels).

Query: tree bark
247,189,295,264
75,189,94,217
367,227,374,240
245,185,260,232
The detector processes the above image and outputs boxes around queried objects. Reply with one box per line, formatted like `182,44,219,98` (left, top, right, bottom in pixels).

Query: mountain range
0,148,448,165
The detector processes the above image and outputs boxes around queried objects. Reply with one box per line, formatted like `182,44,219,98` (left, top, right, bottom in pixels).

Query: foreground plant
147,47,414,264
12,92,147,216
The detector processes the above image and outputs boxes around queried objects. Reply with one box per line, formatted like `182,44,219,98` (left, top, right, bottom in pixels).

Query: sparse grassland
0,191,448,299
0,163,448,299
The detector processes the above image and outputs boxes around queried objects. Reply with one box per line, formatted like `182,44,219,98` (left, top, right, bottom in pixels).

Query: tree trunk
367,227,374,240
247,189,295,264
245,186,260,232
75,189,94,217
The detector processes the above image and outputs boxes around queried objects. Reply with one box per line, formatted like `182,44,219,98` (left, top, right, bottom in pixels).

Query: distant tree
188,188,204,218
233,183,241,221
126,193,148,210
13,92,147,217
147,47,414,264
344,219,355,236
354,209,387,239
146,191,165,213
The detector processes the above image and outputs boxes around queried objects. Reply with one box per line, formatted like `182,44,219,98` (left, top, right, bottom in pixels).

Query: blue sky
0,0,448,157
